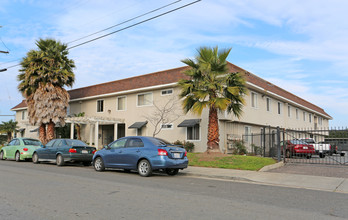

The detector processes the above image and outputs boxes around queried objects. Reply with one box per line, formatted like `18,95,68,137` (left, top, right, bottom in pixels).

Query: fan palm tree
179,46,247,153
18,38,75,144
0,120,18,142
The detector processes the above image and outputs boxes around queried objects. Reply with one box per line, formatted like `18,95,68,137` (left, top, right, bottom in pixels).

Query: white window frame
296,108,299,120
266,97,271,112
116,96,127,111
21,110,26,120
309,114,312,123
161,89,173,96
251,92,258,108
244,126,251,143
161,123,173,130
186,124,200,141
97,99,104,113
277,102,282,115
303,111,306,121
137,92,153,107
288,105,291,118
318,117,323,125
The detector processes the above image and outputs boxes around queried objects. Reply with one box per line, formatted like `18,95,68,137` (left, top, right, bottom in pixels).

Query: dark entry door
102,125,114,146
117,123,125,139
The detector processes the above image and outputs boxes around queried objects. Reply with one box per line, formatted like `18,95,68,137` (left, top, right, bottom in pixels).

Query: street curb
180,172,254,182
258,161,284,172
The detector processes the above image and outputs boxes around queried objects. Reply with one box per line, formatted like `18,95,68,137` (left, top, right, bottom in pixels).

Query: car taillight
92,150,96,154
184,150,187,157
294,145,300,149
158,149,168,156
23,148,28,151
69,148,77,153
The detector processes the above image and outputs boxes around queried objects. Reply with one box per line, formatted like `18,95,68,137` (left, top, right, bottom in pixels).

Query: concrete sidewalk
180,166,348,194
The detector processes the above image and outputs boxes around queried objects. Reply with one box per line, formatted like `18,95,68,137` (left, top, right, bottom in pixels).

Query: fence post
277,126,281,162
283,128,286,163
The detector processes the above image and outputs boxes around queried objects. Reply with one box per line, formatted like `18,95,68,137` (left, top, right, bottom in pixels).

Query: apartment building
11,62,331,152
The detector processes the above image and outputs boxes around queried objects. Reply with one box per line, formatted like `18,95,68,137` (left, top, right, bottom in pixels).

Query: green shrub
232,140,247,155
251,144,262,155
173,140,195,152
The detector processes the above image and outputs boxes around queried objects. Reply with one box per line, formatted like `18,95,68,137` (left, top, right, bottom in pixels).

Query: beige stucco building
11,62,331,152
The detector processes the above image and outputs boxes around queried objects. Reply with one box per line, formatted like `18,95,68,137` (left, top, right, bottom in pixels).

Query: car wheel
166,168,179,176
138,159,152,177
306,154,312,159
341,152,346,157
32,153,39,164
0,151,4,160
15,151,21,162
285,150,291,158
94,157,105,172
319,153,325,158
82,162,91,166
56,154,64,166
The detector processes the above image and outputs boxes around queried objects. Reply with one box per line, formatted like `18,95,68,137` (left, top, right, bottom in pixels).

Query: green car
0,138,42,162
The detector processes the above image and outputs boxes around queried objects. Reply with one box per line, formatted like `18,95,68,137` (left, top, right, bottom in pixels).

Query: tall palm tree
18,38,75,144
179,46,247,153
0,120,18,142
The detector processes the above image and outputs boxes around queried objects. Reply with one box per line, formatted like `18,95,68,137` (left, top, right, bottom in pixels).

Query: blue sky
0,0,347,126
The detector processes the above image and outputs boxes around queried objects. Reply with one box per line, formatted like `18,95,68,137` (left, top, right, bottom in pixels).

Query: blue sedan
93,136,188,177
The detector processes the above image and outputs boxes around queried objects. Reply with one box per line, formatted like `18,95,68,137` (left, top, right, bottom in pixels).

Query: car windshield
302,139,315,144
290,140,308,145
23,139,41,146
148,137,173,146
65,140,87,146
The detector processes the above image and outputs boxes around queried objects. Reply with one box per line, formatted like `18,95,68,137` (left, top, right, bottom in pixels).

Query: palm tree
179,46,247,153
0,120,18,142
18,38,75,144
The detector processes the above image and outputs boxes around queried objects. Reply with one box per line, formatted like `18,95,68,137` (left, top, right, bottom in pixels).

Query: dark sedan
32,139,96,166
93,136,188,177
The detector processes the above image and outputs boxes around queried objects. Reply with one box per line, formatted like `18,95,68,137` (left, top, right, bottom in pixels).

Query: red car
281,140,315,159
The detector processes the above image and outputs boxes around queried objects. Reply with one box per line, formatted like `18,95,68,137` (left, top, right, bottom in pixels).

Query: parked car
93,136,188,177
32,139,96,166
299,138,330,158
280,139,315,159
0,138,42,162
319,141,346,157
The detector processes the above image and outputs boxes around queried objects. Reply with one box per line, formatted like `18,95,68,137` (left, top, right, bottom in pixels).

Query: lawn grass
187,153,276,171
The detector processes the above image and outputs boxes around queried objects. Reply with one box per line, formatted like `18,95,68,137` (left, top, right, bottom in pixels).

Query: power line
1,0,201,71
67,0,182,44
68,0,201,50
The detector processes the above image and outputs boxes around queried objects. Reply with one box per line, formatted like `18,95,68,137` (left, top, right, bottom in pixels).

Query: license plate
82,150,88,154
303,147,308,149
173,153,181,158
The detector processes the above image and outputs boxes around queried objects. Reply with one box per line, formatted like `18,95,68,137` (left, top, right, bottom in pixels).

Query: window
288,105,291,117
251,92,258,108
67,105,70,116
46,140,56,148
161,89,173,96
21,110,26,120
109,138,127,149
309,114,312,123
161,124,173,129
127,138,144,148
137,93,153,106
244,126,251,142
277,102,282,115
97,100,104,112
187,124,200,141
117,96,126,111
303,112,306,121
266,98,271,112
296,109,299,119
318,117,323,125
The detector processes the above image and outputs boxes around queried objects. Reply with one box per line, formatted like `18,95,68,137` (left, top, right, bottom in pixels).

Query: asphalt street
0,160,348,220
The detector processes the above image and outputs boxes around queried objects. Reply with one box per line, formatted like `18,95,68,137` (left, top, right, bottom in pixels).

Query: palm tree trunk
39,123,47,145
207,106,220,153
7,132,12,142
47,120,55,142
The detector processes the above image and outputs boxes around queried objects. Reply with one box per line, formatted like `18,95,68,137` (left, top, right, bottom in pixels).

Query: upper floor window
161,89,173,96
97,100,104,112
266,98,271,112
288,105,291,117
309,114,312,123
137,93,153,106
277,102,282,115
296,109,299,119
318,117,323,125
21,110,26,120
117,96,126,111
251,92,258,108
303,111,306,121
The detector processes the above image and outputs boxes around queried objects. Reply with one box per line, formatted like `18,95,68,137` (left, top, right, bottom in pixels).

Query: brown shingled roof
10,62,331,119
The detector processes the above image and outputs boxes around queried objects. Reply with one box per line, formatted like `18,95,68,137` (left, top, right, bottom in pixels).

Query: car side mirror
104,145,110,149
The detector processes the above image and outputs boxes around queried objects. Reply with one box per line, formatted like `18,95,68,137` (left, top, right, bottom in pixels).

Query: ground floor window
187,124,200,140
